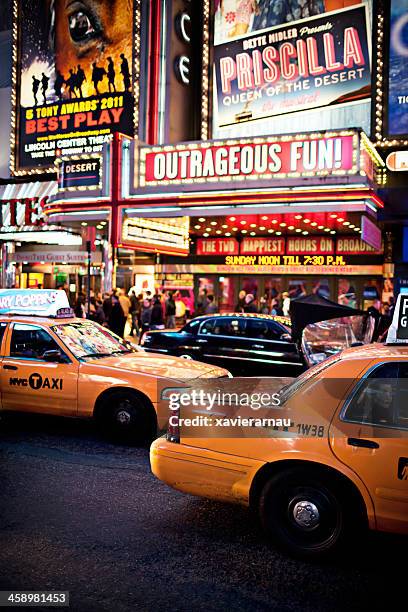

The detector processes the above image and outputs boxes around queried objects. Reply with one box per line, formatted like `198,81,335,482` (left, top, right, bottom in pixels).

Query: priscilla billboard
10,0,139,175
211,1,372,138
387,0,408,137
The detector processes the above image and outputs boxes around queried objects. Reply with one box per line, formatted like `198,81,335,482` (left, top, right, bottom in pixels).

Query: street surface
0,414,405,612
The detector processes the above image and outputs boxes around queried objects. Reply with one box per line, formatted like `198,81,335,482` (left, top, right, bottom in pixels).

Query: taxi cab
0,290,230,443
151,295,408,559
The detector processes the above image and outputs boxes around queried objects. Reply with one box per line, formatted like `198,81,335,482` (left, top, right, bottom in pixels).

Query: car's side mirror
43,349,63,363
280,333,292,342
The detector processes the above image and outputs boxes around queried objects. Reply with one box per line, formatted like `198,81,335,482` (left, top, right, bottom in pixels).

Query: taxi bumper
150,436,265,505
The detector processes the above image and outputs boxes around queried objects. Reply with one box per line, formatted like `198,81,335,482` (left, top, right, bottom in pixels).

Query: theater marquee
139,131,358,187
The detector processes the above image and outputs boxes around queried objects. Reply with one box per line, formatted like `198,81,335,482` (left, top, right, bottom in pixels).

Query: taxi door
0,322,9,409
0,322,78,416
329,361,408,534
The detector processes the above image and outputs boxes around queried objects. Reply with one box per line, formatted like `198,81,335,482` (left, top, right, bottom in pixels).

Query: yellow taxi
0,290,230,443
151,295,408,558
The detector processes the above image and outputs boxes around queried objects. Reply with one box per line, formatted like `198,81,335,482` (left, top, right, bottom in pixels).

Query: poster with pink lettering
213,1,371,132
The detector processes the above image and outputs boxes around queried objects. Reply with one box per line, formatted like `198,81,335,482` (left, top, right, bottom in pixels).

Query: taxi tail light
167,406,180,444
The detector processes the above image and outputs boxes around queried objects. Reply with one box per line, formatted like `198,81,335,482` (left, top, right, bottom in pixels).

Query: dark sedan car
140,313,305,376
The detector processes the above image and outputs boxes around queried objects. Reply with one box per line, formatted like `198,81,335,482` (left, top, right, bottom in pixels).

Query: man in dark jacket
243,294,257,313
109,295,126,337
150,296,164,330
165,292,176,328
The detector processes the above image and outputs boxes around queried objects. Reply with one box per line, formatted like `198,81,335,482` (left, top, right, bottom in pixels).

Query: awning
0,181,57,201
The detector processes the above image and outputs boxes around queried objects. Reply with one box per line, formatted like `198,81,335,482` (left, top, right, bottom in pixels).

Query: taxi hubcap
116,409,131,425
180,354,193,360
292,500,320,529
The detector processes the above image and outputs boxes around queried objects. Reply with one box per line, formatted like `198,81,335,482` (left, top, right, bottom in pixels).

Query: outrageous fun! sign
212,4,371,131
11,0,137,174
141,132,357,186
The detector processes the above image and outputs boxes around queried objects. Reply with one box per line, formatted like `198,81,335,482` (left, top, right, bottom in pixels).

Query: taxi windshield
51,321,134,359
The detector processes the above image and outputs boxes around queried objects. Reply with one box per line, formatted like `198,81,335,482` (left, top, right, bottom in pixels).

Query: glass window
51,321,134,359
246,319,282,340
211,317,246,337
0,323,7,352
10,324,63,360
199,319,216,335
344,362,408,430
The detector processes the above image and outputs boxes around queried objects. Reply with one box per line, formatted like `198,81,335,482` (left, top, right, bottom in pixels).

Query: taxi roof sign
386,294,408,344
0,289,72,318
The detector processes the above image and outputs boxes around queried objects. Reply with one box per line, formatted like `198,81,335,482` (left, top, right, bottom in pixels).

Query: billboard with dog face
11,0,138,174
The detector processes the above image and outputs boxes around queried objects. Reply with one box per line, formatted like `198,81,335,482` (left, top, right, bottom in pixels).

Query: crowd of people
69,284,397,342
73,289,188,339
196,289,291,317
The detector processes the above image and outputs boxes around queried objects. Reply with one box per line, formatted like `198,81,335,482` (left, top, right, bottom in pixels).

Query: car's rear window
279,355,342,404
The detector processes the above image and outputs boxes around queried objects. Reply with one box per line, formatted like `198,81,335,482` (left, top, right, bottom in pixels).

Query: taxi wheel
97,391,156,445
178,353,194,360
259,467,358,559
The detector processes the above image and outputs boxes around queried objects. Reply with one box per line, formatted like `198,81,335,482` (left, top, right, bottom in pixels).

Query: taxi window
343,362,408,430
0,323,7,354
10,324,65,361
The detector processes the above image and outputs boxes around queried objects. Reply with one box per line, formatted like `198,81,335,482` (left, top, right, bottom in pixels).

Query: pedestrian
205,295,218,314
174,291,187,325
165,292,176,328
235,290,246,312
150,296,165,330
243,293,257,313
118,289,131,318
271,298,283,316
259,295,269,314
139,298,152,343
89,297,105,325
282,292,291,317
109,294,126,337
129,290,140,336
196,289,209,315
74,293,86,318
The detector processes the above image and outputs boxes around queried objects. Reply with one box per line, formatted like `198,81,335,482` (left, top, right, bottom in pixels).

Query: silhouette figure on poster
66,69,77,99
32,75,40,105
54,70,65,101
120,54,131,92
75,64,86,97
41,73,49,104
92,62,106,95
107,57,116,92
